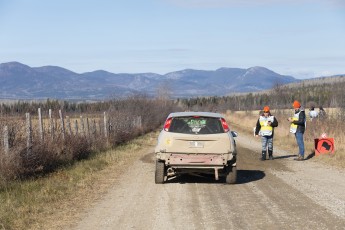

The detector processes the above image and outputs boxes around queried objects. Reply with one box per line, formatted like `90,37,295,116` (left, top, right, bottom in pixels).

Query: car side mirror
231,131,238,137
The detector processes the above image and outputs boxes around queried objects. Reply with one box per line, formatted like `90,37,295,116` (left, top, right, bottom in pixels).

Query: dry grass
225,110,345,168
0,131,158,230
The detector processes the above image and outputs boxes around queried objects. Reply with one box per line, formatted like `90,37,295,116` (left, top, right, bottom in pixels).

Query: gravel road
71,132,345,230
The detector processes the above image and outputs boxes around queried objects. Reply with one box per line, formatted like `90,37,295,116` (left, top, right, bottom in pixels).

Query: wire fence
1,108,142,155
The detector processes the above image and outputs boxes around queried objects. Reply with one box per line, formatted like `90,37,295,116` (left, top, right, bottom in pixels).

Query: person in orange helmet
288,100,306,161
255,106,279,160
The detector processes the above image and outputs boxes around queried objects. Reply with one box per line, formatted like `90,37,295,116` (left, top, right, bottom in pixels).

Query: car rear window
168,116,224,134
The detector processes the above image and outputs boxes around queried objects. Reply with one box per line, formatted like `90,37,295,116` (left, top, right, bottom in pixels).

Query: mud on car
154,112,238,184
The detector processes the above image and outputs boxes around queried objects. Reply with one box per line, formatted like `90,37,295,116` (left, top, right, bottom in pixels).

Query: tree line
177,78,345,116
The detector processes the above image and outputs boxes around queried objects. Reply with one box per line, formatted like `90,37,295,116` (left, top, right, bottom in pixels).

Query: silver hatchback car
155,112,238,184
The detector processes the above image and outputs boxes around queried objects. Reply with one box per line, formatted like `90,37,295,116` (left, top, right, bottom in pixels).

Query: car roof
167,111,224,119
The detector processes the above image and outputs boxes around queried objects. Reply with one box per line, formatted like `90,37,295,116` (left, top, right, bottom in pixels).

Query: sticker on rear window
187,119,206,127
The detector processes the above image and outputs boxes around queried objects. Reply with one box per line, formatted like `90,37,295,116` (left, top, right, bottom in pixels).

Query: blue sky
0,0,344,79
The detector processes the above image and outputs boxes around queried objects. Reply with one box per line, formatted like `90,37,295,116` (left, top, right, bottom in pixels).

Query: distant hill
284,74,345,88
0,61,299,100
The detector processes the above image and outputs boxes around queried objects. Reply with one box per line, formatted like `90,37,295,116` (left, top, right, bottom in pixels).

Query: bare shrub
106,96,175,146
0,133,93,182
0,95,177,184
0,151,22,183
63,135,92,161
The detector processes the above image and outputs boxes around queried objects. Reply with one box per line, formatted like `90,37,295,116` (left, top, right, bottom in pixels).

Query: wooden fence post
86,117,90,138
139,116,142,129
38,108,44,141
98,120,102,137
80,116,85,136
59,110,65,140
66,116,72,135
103,112,108,138
49,109,54,139
93,119,97,137
133,116,142,129
74,120,79,135
3,125,9,154
26,113,32,155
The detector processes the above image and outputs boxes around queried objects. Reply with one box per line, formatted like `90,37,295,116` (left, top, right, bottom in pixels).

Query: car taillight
164,117,172,131
221,118,230,132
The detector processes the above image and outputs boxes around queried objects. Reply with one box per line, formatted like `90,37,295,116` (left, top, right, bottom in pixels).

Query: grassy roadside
225,110,345,169
0,131,158,230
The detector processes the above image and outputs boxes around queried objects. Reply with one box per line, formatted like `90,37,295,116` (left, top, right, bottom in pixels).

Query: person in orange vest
288,100,306,161
255,106,279,160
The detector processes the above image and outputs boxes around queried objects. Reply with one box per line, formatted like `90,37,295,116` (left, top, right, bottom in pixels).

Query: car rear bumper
167,153,226,166
156,152,235,166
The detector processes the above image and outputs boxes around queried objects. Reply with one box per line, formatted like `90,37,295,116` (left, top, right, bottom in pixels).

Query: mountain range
0,62,299,100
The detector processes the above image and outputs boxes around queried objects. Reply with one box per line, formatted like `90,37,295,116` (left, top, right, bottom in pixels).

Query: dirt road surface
70,132,345,230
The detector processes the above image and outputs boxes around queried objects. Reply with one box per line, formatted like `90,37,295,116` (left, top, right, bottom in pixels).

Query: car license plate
189,141,204,148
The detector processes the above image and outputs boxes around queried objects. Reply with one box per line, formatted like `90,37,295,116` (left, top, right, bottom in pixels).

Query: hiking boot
294,155,304,161
261,151,266,161
269,155,273,160
268,150,273,160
